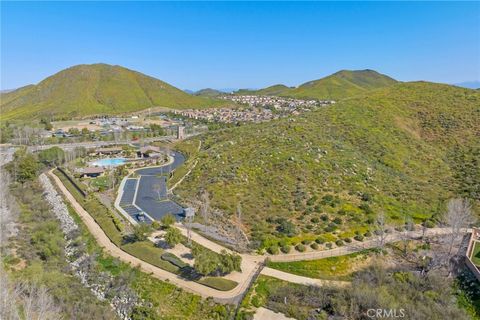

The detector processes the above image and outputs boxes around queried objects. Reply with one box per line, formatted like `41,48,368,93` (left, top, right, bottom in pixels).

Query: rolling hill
175,82,480,247
234,70,397,100
288,69,397,100
194,88,224,97
234,84,292,96
0,64,225,120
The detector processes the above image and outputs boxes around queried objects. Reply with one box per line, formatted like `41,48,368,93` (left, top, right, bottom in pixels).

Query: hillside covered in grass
288,69,397,100
176,82,480,245
0,64,225,120
235,84,292,96
234,70,397,100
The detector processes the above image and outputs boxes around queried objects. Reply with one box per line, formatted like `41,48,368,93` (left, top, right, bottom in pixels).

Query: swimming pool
90,158,127,167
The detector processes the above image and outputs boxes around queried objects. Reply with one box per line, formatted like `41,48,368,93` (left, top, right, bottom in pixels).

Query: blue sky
1,1,479,90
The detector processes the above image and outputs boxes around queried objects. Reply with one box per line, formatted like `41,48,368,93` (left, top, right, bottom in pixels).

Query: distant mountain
0,63,224,120
194,88,224,97
234,84,292,96
233,70,397,100
454,81,480,89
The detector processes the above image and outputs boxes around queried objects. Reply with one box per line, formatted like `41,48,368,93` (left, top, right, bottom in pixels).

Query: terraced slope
0,63,225,120
175,82,480,244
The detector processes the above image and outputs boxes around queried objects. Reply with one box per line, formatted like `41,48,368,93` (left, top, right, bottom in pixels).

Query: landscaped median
52,168,239,292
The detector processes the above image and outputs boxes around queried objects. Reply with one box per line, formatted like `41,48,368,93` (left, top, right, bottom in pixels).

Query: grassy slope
235,84,292,96
285,69,397,100
194,88,224,97
1,64,226,120
266,249,375,280
175,82,480,243
233,70,397,100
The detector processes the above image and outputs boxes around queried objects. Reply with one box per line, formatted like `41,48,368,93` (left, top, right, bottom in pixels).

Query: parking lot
118,151,186,223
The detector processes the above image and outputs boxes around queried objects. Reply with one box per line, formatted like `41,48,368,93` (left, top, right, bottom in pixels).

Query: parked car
137,212,146,222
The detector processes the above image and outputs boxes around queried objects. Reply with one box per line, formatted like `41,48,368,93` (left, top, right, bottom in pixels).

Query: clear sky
1,1,479,90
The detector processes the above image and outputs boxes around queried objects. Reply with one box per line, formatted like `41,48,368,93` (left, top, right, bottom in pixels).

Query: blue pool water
91,158,126,167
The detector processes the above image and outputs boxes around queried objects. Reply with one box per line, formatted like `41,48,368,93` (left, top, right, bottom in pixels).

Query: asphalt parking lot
119,151,186,222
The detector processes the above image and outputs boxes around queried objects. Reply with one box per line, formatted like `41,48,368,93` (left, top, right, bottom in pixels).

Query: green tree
38,146,65,166
164,227,182,247
133,223,151,242
193,251,218,275
12,150,40,183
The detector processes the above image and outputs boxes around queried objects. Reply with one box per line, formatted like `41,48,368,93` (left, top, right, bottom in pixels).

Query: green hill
234,84,292,96
0,64,225,120
175,82,479,246
286,69,397,100
233,70,397,101
194,88,224,97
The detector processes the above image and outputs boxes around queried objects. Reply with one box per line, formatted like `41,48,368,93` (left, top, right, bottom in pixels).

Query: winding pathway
49,155,463,304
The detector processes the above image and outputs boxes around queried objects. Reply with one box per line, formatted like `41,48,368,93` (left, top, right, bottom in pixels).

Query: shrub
344,237,352,243
161,252,187,268
151,221,161,230
354,235,364,242
359,203,373,214
423,220,435,228
364,231,372,237
276,218,297,237
315,237,325,244
326,242,333,249
301,239,311,245
133,223,152,242
310,243,319,250
164,227,182,247
335,239,344,246
320,214,329,221
295,244,306,252
267,245,279,255
311,217,320,223
324,224,337,232
161,214,176,228
333,217,343,225
281,245,291,254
